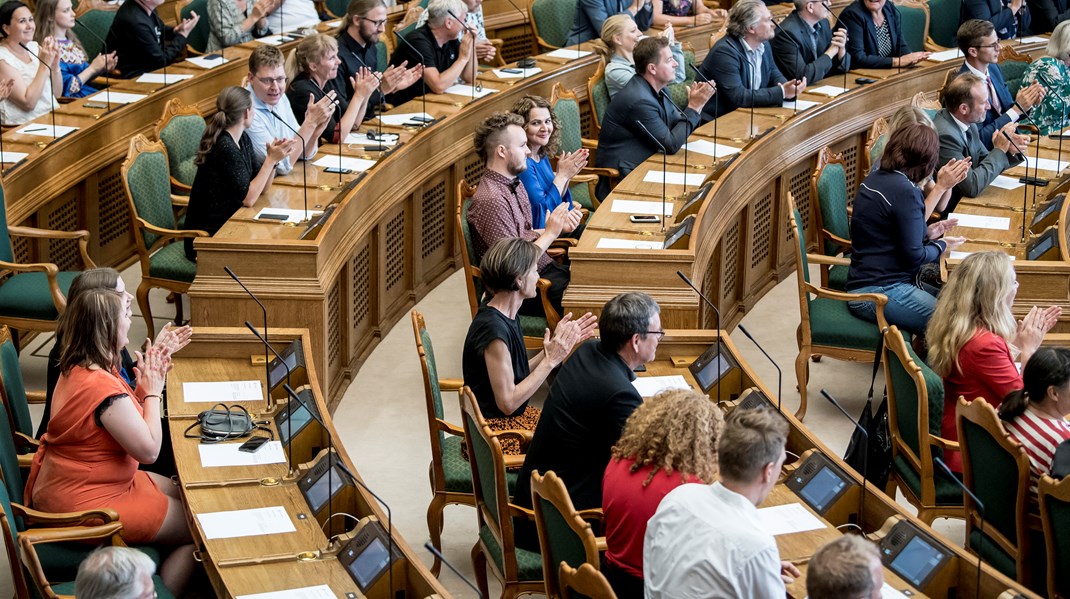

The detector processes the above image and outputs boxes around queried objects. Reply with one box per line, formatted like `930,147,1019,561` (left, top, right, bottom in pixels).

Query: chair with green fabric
956,396,1032,584
586,59,610,137
325,0,348,17
550,83,619,192
120,135,208,341
175,0,210,54
882,325,965,525
530,470,603,599
865,117,888,173
72,9,115,60
560,563,617,599
461,387,543,599
926,0,958,48
0,328,41,465
1038,474,1070,599
392,9,423,45
787,194,889,421
998,45,1034,99
810,146,851,291
530,0,576,52
153,98,205,195
892,0,929,53
665,45,697,111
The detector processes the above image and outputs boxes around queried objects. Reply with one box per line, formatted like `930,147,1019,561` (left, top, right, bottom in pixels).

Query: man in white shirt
264,0,321,33
644,408,798,598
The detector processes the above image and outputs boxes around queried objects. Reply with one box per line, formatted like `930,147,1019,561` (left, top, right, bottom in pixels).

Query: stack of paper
755,503,825,535
596,238,665,250
255,208,322,224
492,67,543,79
196,506,296,539
682,139,741,158
926,48,963,62
182,380,263,403
782,99,820,110
378,112,434,126
89,91,146,105
17,124,78,137
442,84,496,98
632,376,689,397
312,155,377,172
198,441,286,467
187,55,229,69
237,587,335,599
610,199,674,216
545,49,592,59
135,73,193,84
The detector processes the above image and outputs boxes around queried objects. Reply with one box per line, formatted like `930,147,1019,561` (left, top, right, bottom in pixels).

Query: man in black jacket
772,0,850,81
106,0,200,78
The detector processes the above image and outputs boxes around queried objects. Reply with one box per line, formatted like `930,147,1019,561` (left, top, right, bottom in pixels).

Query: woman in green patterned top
1021,21,1070,135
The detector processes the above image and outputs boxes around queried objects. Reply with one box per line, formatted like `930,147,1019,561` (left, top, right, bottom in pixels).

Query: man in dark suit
956,19,1044,149
1027,0,1070,33
512,292,663,550
593,36,715,199
106,0,201,78
962,0,1030,39
700,0,805,121
569,0,654,44
772,0,850,81
935,72,1028,213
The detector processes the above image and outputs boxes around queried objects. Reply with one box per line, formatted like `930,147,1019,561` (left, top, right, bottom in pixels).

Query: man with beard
335,0,422,114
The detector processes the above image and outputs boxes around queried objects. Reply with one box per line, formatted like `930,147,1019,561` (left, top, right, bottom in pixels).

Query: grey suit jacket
934,108,1019,213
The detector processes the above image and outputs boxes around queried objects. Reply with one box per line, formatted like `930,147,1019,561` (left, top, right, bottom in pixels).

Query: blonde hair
591,14,633,59
888,105,934,134
285,34,338,83
610,389,723,485
1049,20,1070,62
927,251,1018,377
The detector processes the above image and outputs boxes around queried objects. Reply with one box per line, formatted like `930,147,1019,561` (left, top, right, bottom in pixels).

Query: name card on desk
89,91,146,105
544,48,592,59
186,55,230,69
948,212,1011,230
182,380,263,403
596,238,665,250
643,171,705,186
312,155,377,172
198,441,286,468
610,199,674,216
237,586,335,599
632,375,689,397
0,151,27,163
443,84,497,98
806,85,848,97
17,124,77,137
1031,157,1069,173
990,175,1024,189
755,503,825,536
881,584,911,599
926,48,963,62
197,506,297,539
782,99,820,110
135,73,193,84
682,139,741,158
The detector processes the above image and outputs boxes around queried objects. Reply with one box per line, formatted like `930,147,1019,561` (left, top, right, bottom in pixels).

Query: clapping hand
541,312,598,367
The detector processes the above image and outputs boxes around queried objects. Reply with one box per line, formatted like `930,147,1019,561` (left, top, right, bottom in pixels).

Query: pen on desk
22,127,46,133
790,556,811,566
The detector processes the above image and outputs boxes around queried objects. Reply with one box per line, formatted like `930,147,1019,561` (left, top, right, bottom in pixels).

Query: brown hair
510,95,561,159
59,287,125,374
956,18,995,54
34,0,81,49
285,34,338,82
339,0,386,35
807,535,881,599
195,86,251,166
878,123,939,183
717,408,788,483
473,112,524,163
248,44,284,75
480,237,539,294
943,71,983,113
634,36,668,76
1000,347,1070,421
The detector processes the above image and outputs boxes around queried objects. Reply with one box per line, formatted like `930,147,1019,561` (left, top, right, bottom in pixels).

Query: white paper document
255,35,292,45
343,132,398,147
545,48,592,59
948,212,1011,230
631,375,689,397
17,124,78,137
610,199,674,216
990,175,1024,189
0,151,27,163
89,91,146,105
806,85,847,97
492,67,543,79
198,441,286,468
1018,36,1049,44
782,99,820,110
950,250,1012,261
324,20,342,28
197,506,296,539
1030,157,1069,173
682,139,741,158
186,55,229,69
643,171,705,186
135,73,193,84
182,380,263,403
755,503,826,536
926,48,963,62
312,155,377,172
596,238,665,250
378,112,434,126
442,84,497,98
255,208,322,223
237,586,335,599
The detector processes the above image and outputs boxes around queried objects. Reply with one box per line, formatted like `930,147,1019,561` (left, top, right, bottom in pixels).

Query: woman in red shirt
927,251,1060,471
601,389,724,598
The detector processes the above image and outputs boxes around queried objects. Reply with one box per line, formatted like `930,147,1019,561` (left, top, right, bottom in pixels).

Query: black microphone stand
393,30,433,128
677,271,723,406
636,120,668,232
244,320,292,469
333,98,345,188
1002,130,1038,241
425,543,484,598
500,0,534,73
350,52,386,144
19,43,57,143
689,62,718,155
73,19,112,113
447,9,478,103
821,389,868,532
737,323,783,416
270,111,309,222
225,266,273,411
659,89,693,192
935,457,985,599
1014,100,1044,208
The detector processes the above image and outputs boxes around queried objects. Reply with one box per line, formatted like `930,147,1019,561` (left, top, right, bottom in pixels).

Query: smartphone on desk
238,436,270,453
630,215,660,223
323,166,353,174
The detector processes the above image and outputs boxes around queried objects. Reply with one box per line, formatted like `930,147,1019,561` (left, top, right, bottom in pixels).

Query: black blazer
957,62,1014,149
962,0,1030,38
772,11,850,81
699,35,787,121
835,0,910,69
1026,0,1068,33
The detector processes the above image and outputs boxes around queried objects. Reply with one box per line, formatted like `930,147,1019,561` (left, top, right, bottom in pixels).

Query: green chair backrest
158,114,206,189
886,339,944,460
535,492,588,598
0,339,32,438
326,0,348,17
180,0,211,53
927,0,958,47
999,61,1030,99
0,185,12,265
397,20,419,42
419,325,447,450
459,196,487,304
569,182,594,211
72,10,115,60
531,0,576,48
590,78,609,128
376,41,387,70
959,416,1021,566
553,96,583,154
0,397,24,510
126,149,178,250
1041,486,1070,598
869,134,888,171
896,4,927,53
815,162,850,256
466,410,501,526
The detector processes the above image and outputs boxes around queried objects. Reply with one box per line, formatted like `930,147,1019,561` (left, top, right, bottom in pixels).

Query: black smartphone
516,57,537,68
238,436,270,453
258,213,288,221
409,115,435,123
855,77,877,85
323,167,353,174
203,53,223,60
501,68,524,74
630,215,660,223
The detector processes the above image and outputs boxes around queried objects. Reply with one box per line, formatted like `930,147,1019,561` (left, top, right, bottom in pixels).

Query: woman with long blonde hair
285,33,378,144
926,251,1060,471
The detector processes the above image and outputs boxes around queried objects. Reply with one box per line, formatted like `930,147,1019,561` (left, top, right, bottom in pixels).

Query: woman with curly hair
600,389,724,599
510,95,588,228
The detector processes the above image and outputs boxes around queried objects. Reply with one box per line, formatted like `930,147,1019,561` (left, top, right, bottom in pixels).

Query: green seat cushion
148,243,197,283
37,543,161,582
570,182,595,211
808,297,882,351
0,271,79,321
893,454,964,506
479,524,543,581
519,315,549,338
441,435,519,495
159,116,206,189
969,529,1016,580
53,574,174,598
999,61,1029,99
828,264,848,291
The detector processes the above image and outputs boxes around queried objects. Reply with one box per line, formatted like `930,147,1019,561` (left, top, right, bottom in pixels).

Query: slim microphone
19,43,57,142
736,324,783,416
934,456,984,599
73,20,112,113
772,20,805,90
270,111,310,222
676,270,723,406
821,389,868,533
425,542,483,598
349,51,386,142
688,62,718,150
1011,100,1045,207
499,0,535,69
1001,130,1041,242
244,320,292,469
332,99,345,187
446,9,479,101
635,119,668,232
393,30,432,128
225,266,271,402
1036,72,1067,181
658,89,691,194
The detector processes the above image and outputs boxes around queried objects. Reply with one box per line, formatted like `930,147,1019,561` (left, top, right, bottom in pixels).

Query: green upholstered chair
560,563,617,599
893,0,929,53
1038,474,1070,599
550,83,619,191
462,387,543,599
0,182,95,346
72,10,115,60
998,45,1034,99
787,195,888,421
810,147,851,291
665,46,697,112
530,0,576,52
882,325,965,525
154,98,205,194
865,117,888,173
530,470,603,599
175,0,210,54
326,0,348,17
393,9,423,45
956,397,1032,584
586,59,610,137
0,329,40,465
120,135,208,341
927,0,959,48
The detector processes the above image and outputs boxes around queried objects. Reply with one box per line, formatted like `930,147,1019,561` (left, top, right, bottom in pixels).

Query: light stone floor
2,264,965,598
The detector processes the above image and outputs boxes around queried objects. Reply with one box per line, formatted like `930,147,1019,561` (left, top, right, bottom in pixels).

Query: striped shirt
1004,408,1070,495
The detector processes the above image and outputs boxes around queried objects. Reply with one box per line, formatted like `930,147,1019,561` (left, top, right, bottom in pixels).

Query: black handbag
844,335,893,488
184,403,264,443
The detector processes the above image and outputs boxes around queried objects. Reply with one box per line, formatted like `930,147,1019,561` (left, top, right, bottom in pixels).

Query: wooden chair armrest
439,378,464,392
503,453,526,469
14,502,120,526
546,248,567,260
805,253,850,267
803,283,888,307
576,508,604,523
14,431,39,453
434,418,465,437
494,429,534,448
930,435,959,452
170,192,190,207
0,259,71,313
137,218,209,240
25,390,45,405
170,178,192,195
550,238,577,249
580,166,619,179
17,454,31,469
536,278,562,331
6,226,90,242
595,536,607,552
821,230,852,251
17,521,124,545
580,138,598,150
486,39,506,67
572,173,598,184
924,37,950,52
508,503,536,520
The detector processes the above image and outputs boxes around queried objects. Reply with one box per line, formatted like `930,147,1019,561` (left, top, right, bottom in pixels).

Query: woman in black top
184,86,293,260
285,34,378,144
460,238,597,455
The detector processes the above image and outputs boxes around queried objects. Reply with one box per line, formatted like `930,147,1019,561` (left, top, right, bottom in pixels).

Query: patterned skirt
463,404,541,462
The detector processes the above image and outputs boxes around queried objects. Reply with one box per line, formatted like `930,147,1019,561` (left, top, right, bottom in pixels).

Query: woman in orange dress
25,287,195,595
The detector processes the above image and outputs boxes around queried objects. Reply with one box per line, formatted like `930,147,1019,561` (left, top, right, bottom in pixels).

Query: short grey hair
807,535,881,599
727,0,766,38
599,292,660,352
75,546,156,599
426,0,465,27
1049,20,1070,63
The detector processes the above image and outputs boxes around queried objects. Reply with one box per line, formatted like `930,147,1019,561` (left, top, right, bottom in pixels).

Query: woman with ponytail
926,251,1061,471
591,15,685,99
285,34,378,144
184,86,294,260
1000,347,1070,493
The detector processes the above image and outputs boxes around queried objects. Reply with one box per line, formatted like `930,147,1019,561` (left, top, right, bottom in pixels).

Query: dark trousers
602,558,644,599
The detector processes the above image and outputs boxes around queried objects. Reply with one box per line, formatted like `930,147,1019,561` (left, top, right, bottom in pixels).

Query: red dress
25,366,167,543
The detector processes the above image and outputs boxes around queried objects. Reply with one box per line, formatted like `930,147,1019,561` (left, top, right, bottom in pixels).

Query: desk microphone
270,111,310,222
688,62,718,150
225,266,272,402
1036,72,1067,182
73,20,112,113
425,543,483,598
446,9,479,103
772,20,805,109
244,320,292,468
658,89,692,192
1002,130,1040,241
500,0,535,70
349,52,386,144
934,456,984,599
393,30,433,128
1012,100,1045,207
821,389,868,533
332,98,345,188
736,323,783,417
19,43,57,143
676,270,723,405
635,119,668,232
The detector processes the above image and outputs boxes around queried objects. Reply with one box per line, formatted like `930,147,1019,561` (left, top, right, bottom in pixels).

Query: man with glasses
386,0,476,107
245,45,333,175
336,0,422,108
772,0,849,81
511,292,662,550
956,19,1044,149
415,0,497,62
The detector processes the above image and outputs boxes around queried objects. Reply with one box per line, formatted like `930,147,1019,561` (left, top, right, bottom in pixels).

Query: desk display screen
798,466,847,512
277,404,313,445
890,535,943,586
268,342,300,390
304,465,347,513
691,348,736,393
1029,232,1055,261
347,536,390,588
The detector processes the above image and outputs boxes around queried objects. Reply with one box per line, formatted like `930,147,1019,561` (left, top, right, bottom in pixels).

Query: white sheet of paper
255,208,322,223
643,171,705,186
881,584,911,599
442,84,496,98
135,73,193,84
492,67,543,79
377,112,434,126
682,139,741,158
782,99,820,110
990,175,1024,189
198,441,286,468
1018,36,1049,44
0,151,27,163
255,35,292,45
951,250,1012,261
324,20,342,28
197,506,296,539
631,375,689,397
806,85,847,97
237,586,335,599
610,199,674,216
596,238,665,250
343,132,398,146
949,212,1011,230
545,48,592,59
312,155,377,172
1031,157,1069,173
186,55,229,69
17,124,78,137
182,380,263,403
89,91,146,105
927,48,963,62
755,503,826,536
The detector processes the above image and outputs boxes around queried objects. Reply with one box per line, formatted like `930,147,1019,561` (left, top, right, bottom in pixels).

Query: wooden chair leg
470,542,490,599
138,283,156,341
426,494,447,577
794,349,810,421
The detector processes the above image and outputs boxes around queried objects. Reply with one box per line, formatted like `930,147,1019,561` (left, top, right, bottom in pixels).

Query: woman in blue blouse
511,95,588,228
34,0,115,98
